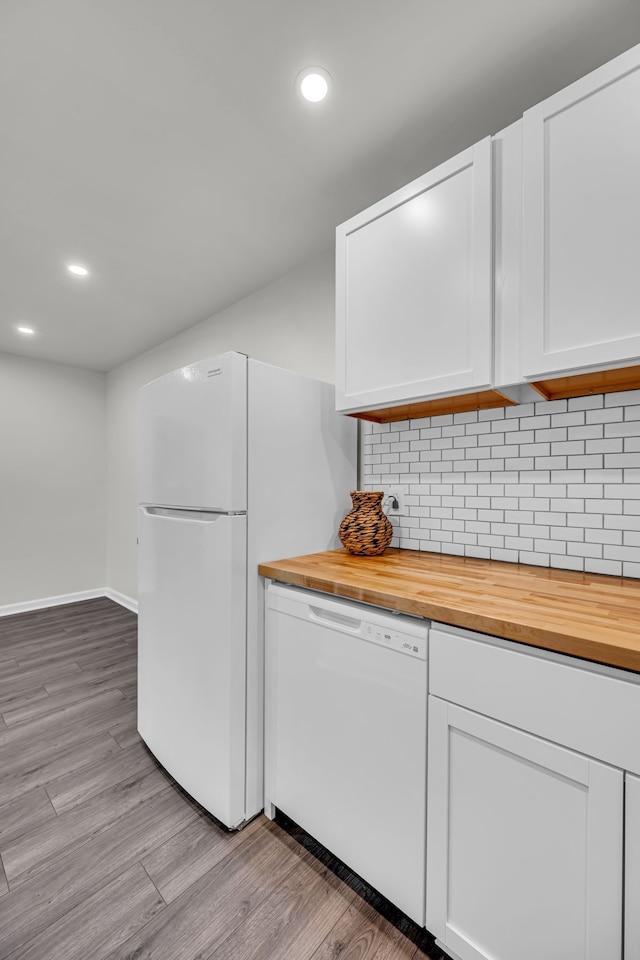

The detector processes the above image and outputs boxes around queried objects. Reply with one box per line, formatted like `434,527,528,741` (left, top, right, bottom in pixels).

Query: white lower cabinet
424,623,640,960
426,697,623,960
626,774,640,960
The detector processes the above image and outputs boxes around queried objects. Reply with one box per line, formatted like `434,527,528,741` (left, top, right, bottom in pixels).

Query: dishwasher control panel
364,622,427,659
266,582,428,661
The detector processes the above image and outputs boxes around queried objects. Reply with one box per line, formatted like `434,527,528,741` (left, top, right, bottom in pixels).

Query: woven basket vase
339,490,393,557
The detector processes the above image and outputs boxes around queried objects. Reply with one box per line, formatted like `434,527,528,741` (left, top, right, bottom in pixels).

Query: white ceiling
2,0,640,372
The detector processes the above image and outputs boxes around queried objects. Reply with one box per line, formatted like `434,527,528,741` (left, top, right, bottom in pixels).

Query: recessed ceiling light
17,325,35,336
296,67,331,103
67,263,89,277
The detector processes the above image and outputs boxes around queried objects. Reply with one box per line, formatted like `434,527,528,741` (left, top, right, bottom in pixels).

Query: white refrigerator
137,351,357,829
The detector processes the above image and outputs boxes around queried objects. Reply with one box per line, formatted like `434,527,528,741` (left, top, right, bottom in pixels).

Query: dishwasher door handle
307,606,363,634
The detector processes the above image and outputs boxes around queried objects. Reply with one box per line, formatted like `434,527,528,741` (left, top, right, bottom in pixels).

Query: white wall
0,352,106,607
106,250,335,601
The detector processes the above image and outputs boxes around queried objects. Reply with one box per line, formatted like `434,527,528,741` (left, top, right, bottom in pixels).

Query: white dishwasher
264,582,429,926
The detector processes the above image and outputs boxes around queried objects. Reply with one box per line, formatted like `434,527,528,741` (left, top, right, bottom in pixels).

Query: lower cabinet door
626,773,640,960
426,697,623,960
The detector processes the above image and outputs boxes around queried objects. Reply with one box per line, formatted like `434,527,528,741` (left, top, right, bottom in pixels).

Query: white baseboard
0,588,107,619
0,587,138,618
104,588,138,614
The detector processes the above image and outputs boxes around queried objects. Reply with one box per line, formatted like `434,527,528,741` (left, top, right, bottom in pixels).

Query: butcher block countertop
258,549,640,674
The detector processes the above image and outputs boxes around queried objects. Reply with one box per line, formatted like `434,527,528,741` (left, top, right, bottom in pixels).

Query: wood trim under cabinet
530,364,640,401
347,389,517,424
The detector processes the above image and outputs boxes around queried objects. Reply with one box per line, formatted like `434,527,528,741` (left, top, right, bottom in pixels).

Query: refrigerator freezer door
137,506,247,828
139,352,247,512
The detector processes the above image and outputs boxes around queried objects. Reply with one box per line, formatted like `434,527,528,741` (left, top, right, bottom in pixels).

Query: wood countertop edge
258,556,640,674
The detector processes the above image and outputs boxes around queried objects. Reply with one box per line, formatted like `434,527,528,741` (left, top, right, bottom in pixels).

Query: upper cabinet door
521,44,640,380
336,137,493,414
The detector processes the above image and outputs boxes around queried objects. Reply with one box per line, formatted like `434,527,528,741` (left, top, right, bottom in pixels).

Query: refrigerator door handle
141,506,246,522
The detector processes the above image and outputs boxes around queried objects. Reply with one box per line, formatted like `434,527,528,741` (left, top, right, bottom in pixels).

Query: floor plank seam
2,689,128,729
4,781,177,893
140,859,169,907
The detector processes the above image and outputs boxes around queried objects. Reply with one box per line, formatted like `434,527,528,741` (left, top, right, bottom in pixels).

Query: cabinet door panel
626,773,640,960
336,138,492,412
426,697,623,960
521,44,640,378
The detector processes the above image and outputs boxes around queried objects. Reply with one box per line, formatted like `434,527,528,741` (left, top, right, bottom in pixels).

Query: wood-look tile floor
0,597,447,960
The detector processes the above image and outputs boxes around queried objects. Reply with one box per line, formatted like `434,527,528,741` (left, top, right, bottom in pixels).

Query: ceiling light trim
296,66,332,103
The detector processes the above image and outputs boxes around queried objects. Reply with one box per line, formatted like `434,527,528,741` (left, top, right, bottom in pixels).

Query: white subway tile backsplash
492,419,521,433
491,522,519,536
551,555,585,571
491,548,520,563
505,509,534,523
519,551,551,566
552,411,585,427
466,421,492,435
552,440,587,456
608,422,640,438
604,389,640,406
465,545,492,559
588,469,622,483
606,514,640,531
586,407,624,424
568,512,603,528
454,531,478,545
521,443,551,457
534,512,569,526
505,536,534,551
585,558,623,576
550,527,584,541
604,544,640,562
568,542,603,559
505,457,535,470
442,424,465,437
586,529,623,545
569,424,603,440
536,428,567,442
569,395,604,410
363,393,640,578
568,454,603,469
466,497,491,508
606,453,640,468
442,518,466,532
586,498,622,514
536,399,567,414
587,439,623,453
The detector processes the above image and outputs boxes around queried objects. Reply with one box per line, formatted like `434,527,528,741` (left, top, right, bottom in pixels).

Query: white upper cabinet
521,44,640,380
335,137,493,415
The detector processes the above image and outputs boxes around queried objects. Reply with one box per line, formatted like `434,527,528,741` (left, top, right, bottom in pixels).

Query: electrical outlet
384,486,406,516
